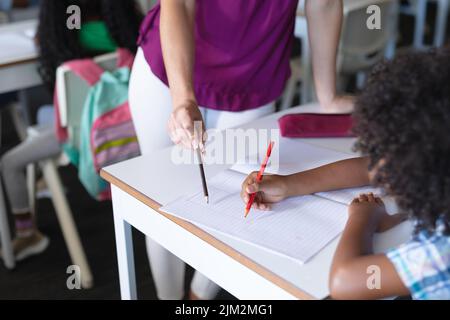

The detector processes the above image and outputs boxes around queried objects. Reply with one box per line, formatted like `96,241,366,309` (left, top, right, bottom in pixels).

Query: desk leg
0,182,15,269
413,0,428,49
113,212,137,300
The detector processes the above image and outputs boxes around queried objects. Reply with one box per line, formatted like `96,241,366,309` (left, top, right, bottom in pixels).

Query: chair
0,178,14,269
400,0,449,49
434,0,450,46
28,127,93,289
0,99,31,271
281,0,400,109
3,53,121,286
337,0,400,89
43,52,123,285
56,52,119,149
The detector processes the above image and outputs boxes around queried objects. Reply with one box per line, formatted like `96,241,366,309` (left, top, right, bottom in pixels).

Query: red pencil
245,141,275,218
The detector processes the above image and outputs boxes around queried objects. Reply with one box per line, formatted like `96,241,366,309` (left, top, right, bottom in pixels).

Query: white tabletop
0,19,38,66
103,103,414,299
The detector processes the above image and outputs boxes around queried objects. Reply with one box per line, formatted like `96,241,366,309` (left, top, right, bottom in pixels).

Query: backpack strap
53,88,68,142
63,59,105,86
116,48,135,69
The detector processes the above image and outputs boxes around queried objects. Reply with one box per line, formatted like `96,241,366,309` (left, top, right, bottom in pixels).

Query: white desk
0,19,40,95
101,104,414,300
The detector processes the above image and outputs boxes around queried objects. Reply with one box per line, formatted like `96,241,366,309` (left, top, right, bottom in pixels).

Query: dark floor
0,6,449,300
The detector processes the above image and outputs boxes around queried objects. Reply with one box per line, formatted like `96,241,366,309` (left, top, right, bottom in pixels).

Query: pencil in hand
196,148,209,204
244,141,275,218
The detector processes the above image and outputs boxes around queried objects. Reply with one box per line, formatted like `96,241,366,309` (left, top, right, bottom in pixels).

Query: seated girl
0,0,142,262
241,48,450,300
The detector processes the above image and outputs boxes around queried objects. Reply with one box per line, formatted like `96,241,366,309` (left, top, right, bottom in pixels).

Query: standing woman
129,0,352,300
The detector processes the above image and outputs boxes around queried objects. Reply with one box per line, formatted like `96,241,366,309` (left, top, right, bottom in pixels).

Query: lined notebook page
231,139,355,175
162,171,349,264
316,187,400,214
316,186,382,205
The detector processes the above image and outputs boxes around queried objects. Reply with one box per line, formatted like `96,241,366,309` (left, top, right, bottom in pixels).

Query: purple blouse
138,0,298,112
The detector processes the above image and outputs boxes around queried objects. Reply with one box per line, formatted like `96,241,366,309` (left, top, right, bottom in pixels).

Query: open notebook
161,140,395,264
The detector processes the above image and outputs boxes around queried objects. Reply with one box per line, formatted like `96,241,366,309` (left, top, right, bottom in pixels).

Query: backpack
54,49,140,200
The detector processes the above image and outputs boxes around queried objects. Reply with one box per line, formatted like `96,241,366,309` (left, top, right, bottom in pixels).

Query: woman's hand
349,193,408,233
320,95,355,113
240,173,290,210
167,100,206,150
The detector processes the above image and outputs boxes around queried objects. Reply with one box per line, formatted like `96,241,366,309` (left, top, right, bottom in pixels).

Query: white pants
129,48,276,300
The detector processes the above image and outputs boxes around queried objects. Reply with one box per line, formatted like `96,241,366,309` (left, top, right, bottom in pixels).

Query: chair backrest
56,50,137,200
56,52,119,130
338,0,399,73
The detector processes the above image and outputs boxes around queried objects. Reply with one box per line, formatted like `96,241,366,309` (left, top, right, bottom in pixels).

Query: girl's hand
349,193,408,233
240,173,290,210
167,100,206,150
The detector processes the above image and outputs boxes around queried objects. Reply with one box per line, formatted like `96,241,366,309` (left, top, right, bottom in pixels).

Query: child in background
241,48,450,300
0,0,142,262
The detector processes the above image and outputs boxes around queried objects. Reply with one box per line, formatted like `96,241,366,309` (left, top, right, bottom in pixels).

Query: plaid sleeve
386,235,450,300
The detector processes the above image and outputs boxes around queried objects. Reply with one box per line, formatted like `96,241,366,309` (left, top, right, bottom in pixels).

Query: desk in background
0,19,39,269
0,19,41,138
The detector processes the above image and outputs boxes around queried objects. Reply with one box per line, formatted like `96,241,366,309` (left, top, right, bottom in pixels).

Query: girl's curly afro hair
353,47,450,235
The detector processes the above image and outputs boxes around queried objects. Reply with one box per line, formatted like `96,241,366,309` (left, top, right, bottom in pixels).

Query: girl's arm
285,157,370,196
242,157,371,210
329,195,409,300
306,0,354,112
160,0,205,149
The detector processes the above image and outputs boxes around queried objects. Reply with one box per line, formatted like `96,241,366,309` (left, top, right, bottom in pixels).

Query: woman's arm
306,0,353,112
160,0,204,149
329,195,409,300
160,0,196,107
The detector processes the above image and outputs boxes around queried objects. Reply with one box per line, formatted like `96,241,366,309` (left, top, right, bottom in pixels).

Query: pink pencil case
278,113,355,138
